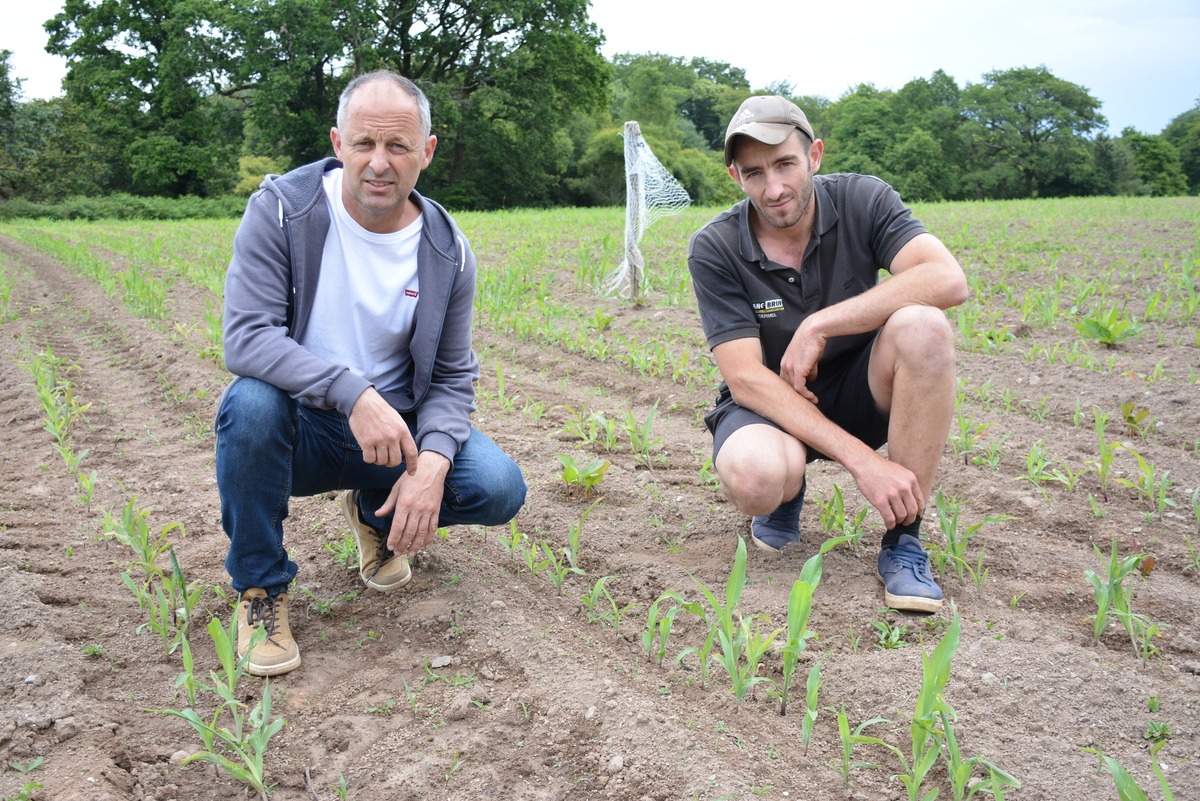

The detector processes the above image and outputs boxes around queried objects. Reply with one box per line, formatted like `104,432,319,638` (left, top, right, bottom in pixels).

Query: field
0,195,1198,801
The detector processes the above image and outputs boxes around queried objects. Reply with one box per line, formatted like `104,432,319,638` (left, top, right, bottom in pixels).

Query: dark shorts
705,334,889,464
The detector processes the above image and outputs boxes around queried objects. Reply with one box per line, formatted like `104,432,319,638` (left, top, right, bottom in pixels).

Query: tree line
1,0,1197,213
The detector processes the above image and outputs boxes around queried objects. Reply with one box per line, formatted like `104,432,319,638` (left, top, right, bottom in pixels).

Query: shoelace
884,548,932,576
365,534,396,582
247,595,283,647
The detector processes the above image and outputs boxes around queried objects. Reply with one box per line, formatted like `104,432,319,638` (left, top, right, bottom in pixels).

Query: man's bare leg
868,305,957,504
868,305,955,612
715,423,808,551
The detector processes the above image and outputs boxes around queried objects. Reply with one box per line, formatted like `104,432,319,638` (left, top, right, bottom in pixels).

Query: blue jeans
215,377,527,594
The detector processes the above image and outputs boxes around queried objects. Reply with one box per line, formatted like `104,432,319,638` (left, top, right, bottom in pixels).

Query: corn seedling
678,536,753,693
563,503,593,574
1017,440,1059,492
1089,407,1119,499
801,661,822,755
332,773,353,801
897,610,962,801
623,401,665,468
580,576,639,630
587,411,620,451
949,406,990,464
1084,539,1152,653
1184,536,1200,575
443,750,468,782
149,618,285,800
1113,444,1175,517
699,456,720,491
778,534,851,715
536,537,583,595
931,491,1012,579
813,484,869,547
134,547,210,655
557,454,610,498
713,612,781,705
76,469,98,510
1102,746,1175,801
829,705,892,788
642,590,695,666
497,519,528,561
3,782,43,801
940,707,1021,800
557,404,601,446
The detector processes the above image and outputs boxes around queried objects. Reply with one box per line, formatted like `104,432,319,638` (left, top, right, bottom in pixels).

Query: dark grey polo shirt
687,173,927,375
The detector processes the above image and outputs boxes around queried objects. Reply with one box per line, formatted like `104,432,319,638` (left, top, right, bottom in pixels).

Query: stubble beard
754,179,813,231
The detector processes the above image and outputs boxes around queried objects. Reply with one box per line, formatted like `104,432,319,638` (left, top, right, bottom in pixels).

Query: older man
217,71,526,675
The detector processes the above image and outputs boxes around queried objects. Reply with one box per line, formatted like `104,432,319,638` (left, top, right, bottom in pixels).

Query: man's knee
216,378,291,441
886,306,955,363
716,438,803,515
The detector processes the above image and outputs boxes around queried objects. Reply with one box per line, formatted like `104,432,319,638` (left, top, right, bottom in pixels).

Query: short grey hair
336,70,431,138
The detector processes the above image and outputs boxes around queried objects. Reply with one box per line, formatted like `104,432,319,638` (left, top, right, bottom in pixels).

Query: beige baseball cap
723,95,815,166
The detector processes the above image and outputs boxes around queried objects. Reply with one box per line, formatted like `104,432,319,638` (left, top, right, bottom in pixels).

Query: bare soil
0,210,1198,801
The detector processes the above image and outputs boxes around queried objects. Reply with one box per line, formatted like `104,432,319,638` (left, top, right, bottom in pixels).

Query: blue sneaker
877,534,944,613
750,482,806,552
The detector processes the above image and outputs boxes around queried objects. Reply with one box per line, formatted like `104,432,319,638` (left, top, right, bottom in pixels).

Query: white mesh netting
606,121,692,299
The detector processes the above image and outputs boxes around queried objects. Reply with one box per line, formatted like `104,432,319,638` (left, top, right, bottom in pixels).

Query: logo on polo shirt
753,298,784,318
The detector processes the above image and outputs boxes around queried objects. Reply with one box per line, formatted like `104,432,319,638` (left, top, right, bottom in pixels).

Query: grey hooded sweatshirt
223,158,479,465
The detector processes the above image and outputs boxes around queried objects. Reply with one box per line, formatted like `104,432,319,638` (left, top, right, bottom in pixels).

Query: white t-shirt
299,169,421,394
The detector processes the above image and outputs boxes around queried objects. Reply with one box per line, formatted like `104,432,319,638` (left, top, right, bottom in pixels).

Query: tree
1162,101,1200,194
45,0,242,196
961,66,1106,198
1120,128,1189,196
0,51,20,199
821,84,897,177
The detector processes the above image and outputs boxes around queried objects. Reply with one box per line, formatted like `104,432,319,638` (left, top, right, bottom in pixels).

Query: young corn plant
641,591,683,666
897,610,962,801
778,533,853,716
931,491,1012,580
562,502,594,575
1114,444,1176,517
622,401,665,469
830,704,893,788
941,707,1021,800
580,576,639,631
1102,744,1175,801
949,406,991,464
587,410,620,451
801,661,822,755
813,484,870,547
1084,539,1159,661
149,618,286,800
1088,407,1119,500
678,536,752,691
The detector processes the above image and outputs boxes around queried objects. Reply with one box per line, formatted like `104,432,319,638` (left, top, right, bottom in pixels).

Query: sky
4,0,1198,136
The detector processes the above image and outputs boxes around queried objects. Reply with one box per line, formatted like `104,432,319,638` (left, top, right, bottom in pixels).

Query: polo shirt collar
735,176,840,267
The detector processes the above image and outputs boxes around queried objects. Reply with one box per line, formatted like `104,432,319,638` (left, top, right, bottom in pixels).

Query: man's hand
853,456,924,530
348,387,418,473
377,451,451,556
779,322,826,404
